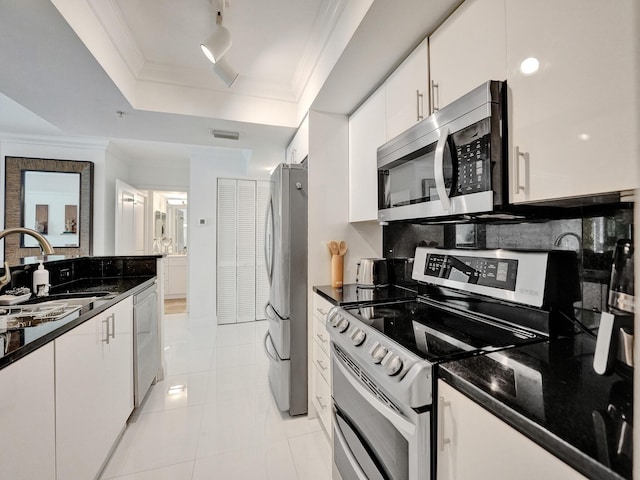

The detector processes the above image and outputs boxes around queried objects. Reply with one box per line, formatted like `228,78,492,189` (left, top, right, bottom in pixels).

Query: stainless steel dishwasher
133,281,160,407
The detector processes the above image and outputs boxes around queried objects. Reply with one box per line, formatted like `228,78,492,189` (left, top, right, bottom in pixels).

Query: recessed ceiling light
211,129,240,140
519,57,540,76
168,384,186,395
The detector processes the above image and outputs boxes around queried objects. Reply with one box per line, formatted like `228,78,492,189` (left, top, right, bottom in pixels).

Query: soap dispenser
33,261,50,297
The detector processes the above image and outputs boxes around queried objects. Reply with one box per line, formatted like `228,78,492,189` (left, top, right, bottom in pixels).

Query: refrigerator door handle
264,197,274,283
263,331,280,363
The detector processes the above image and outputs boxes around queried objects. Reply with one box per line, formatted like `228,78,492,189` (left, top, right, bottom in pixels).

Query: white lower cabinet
165,254,187,298
437,380,586,480
0,343,56,480
310,293,333,435
55,297,134,480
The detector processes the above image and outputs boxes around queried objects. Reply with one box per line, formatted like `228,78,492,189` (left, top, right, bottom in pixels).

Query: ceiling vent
211,129,240,140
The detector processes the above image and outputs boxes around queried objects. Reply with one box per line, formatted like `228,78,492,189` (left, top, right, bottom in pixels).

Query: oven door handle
332,409,371,480
434,125,451,211
333,353,416,439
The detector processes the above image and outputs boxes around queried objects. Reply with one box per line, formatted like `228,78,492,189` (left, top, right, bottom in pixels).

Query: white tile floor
100,313,332,480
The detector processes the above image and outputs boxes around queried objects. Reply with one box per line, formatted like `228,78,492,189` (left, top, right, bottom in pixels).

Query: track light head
200,12,231,64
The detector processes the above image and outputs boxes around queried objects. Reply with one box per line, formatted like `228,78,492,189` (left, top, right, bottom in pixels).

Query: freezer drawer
265,302,291,359
263,331,290,412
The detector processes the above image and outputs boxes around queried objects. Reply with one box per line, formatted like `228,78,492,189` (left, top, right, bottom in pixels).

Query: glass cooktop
344,299,547,363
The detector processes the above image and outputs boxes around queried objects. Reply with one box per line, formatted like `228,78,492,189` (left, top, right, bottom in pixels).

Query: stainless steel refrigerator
263,162,308,415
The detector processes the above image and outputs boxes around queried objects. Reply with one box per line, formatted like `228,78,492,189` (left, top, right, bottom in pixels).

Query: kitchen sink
21,291,115,306
0,302,82,329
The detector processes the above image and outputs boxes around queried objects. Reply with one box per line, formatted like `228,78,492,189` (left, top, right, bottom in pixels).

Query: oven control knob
335,317,350,333
370,343,388,364
381,354,403,376
349,328,366,346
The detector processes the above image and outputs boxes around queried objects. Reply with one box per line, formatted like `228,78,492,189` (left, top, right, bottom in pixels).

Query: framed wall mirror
4,157,94,265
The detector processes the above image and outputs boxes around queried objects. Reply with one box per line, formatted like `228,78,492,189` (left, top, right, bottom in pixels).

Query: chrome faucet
0,227,55,290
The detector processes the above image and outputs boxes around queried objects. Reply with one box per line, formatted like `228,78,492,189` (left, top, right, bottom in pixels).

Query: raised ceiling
0,0,460,175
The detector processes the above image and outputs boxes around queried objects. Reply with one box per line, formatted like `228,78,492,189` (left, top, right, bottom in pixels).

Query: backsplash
383,204,634,314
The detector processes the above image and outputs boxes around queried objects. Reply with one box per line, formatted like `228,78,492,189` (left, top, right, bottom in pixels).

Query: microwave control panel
450,118,492,197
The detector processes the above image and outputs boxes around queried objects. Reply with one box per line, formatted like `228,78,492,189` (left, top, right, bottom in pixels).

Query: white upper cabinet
385,37,430,140
429,0,507,113
349,86,386,222
286,115,309,164
506,0,638,203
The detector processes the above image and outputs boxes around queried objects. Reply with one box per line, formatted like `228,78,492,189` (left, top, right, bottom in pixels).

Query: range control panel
413,247,552,308
424,253,518,291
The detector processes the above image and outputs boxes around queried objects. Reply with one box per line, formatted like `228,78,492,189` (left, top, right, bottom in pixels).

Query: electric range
328,246,581,480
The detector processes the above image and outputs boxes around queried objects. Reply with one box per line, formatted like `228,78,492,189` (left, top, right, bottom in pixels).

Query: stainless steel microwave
377,80,506,222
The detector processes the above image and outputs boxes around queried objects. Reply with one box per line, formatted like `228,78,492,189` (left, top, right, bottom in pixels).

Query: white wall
188,150,249,321
0,134,109,259
188,146,282,321
104,143,132,255
307,110,382,294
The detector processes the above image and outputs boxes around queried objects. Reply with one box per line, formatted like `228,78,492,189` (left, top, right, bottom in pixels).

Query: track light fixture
201,11,231,64
212,57,238,87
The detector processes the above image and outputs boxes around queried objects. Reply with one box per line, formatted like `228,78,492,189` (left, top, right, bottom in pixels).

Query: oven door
331,348,430,480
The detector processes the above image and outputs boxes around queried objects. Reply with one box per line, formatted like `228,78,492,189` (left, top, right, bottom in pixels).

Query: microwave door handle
434,125,451,211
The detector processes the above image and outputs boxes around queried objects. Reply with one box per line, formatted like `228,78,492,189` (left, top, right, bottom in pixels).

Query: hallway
100,314,332,479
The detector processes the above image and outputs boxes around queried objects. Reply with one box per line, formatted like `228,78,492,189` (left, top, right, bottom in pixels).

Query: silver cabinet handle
431,80,439,112
316,359,328,371
103,318,110,344
315,395,327,410
438,396,451,451
416,90,424,121
514,146,527,193
315,332,327,344
110,314,116,339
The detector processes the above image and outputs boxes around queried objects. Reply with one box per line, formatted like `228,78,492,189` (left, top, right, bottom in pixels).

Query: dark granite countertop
0,276,155,370
438,333,632,480
313,283,418,306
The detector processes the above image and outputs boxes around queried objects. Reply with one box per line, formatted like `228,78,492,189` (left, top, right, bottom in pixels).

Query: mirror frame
4,156,94,265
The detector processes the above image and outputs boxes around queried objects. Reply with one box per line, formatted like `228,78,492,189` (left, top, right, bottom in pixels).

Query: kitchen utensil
593,239,635,377
338,240,347,256
608,239,634,314
356,258,388,288
328,241,339,256
331,254,344,288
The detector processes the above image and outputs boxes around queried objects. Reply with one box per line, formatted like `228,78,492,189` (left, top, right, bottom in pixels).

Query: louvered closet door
236,180,256,323
255,180,270,320
216,179,237,324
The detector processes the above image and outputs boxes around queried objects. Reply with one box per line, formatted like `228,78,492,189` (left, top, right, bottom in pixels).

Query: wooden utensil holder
331,254,344,288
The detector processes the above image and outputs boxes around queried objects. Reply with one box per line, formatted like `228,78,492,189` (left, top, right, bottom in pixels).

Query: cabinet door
56,299,133,480
0,343,55,480
429,0,506,112
385,38,430,140
506,0,638,203
437,381,586,480
349,86,386,222
286,115,309,164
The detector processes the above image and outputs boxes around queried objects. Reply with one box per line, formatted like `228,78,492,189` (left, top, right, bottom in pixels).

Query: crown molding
291,0,348,100
88,0,146,77
0,133,109,151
